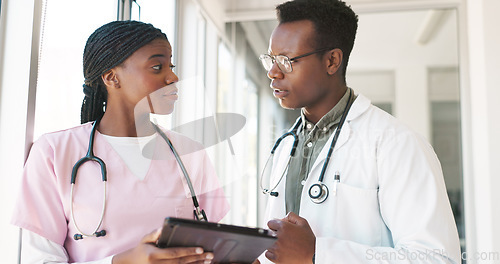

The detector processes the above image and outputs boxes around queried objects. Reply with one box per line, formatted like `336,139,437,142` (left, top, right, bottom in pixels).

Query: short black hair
81,20,168,124
276,0,358,81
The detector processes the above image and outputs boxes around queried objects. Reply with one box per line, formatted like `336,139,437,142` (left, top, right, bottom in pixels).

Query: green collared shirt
285,88,357,214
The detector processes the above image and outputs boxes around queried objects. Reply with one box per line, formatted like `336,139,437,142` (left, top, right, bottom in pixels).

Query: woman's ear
326,48,343,76
102,69,120,89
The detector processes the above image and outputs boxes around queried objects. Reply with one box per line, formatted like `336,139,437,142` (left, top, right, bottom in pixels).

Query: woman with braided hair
12,20,229,263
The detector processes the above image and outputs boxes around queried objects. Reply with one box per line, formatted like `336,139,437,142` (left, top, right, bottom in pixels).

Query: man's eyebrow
268,49,291,56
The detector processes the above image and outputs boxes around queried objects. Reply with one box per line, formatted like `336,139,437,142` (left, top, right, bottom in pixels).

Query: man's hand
265,212,315,264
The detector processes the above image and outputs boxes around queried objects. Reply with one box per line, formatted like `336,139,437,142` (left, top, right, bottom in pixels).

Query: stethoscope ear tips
73,230,106,240
262,189,279,197
95,230,106,237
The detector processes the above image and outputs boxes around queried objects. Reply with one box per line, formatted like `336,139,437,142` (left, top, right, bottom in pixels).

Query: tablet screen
157,217,277,263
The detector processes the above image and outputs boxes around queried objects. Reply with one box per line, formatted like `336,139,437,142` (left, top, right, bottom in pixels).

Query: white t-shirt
101,134,156,180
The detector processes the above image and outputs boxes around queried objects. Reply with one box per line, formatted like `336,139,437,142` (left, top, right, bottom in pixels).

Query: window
34,0,117,138
34,0,179,138
215,24,262,226
130,0,177,128
347,70,395,115
133,0,176,48
429,67,465,246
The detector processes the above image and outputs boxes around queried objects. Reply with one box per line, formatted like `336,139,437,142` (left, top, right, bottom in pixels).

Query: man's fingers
283,212,305,225
267,219,283,231
265,250,277,262
268,213,304,233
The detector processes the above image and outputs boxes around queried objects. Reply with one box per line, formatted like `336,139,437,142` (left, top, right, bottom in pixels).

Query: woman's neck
98,112,155,137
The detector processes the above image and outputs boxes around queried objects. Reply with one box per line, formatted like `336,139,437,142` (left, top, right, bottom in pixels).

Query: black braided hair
276,0,358,83
81,20,168,124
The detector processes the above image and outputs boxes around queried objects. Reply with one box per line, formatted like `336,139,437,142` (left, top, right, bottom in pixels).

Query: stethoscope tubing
317,90,353,182
71,119,107,183
151,120,207,221
70,182,107,239
260,154,292,196
70,118,208,240
260,119,301,196
260,89,353,203
70,119,107,239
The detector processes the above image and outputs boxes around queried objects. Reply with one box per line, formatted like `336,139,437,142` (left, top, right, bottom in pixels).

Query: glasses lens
259,54,274,71
275,55,292,73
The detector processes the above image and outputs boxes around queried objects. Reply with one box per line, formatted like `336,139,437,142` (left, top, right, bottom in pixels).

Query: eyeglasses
259,47,334,73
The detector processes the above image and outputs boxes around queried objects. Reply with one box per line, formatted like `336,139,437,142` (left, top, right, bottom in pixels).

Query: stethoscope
70,119,207,240
260,89,352,204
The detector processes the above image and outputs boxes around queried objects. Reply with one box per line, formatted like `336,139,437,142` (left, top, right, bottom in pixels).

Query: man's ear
326,48,343,76
102,69,120,89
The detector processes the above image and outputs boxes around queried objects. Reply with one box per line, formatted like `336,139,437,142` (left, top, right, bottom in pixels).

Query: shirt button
306,123,312,129
307,142,313,147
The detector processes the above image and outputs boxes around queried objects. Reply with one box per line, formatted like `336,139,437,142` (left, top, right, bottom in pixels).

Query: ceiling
223,0,454,22
222,0,455,60
225,0,424,12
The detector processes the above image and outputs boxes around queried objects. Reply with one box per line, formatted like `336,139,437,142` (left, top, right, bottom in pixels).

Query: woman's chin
152,106,175,116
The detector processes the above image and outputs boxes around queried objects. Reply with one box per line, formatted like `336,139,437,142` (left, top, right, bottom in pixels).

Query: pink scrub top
11,123,230,262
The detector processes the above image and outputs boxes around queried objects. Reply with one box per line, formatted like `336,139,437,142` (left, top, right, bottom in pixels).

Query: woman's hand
112,229,214,264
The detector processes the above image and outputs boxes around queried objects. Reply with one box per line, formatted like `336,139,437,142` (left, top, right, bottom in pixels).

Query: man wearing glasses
256,0,461,263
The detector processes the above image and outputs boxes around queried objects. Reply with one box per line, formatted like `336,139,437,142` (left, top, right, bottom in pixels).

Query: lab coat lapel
308,93,371,171
310,122,352,170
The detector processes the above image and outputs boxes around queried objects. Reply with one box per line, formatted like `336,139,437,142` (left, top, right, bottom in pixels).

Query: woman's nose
166,69,179,85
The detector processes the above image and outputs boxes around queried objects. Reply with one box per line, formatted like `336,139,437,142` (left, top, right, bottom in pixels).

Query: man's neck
302,86,348,124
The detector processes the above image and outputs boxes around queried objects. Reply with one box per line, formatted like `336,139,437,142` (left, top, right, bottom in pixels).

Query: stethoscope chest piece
308,182,329,204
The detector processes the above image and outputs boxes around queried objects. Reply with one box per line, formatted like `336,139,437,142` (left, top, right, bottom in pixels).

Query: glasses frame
260,47,335,73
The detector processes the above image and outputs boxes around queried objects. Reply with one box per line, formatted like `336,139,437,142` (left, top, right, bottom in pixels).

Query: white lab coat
261,94,461,263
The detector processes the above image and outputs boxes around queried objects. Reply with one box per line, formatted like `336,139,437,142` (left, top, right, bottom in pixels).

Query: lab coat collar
346,93,371,122
309,93,371,169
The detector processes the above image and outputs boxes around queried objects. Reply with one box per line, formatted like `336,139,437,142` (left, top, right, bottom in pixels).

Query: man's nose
267,61,284,80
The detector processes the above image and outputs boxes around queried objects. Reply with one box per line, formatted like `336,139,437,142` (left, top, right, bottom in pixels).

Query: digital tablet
157,217,277,263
